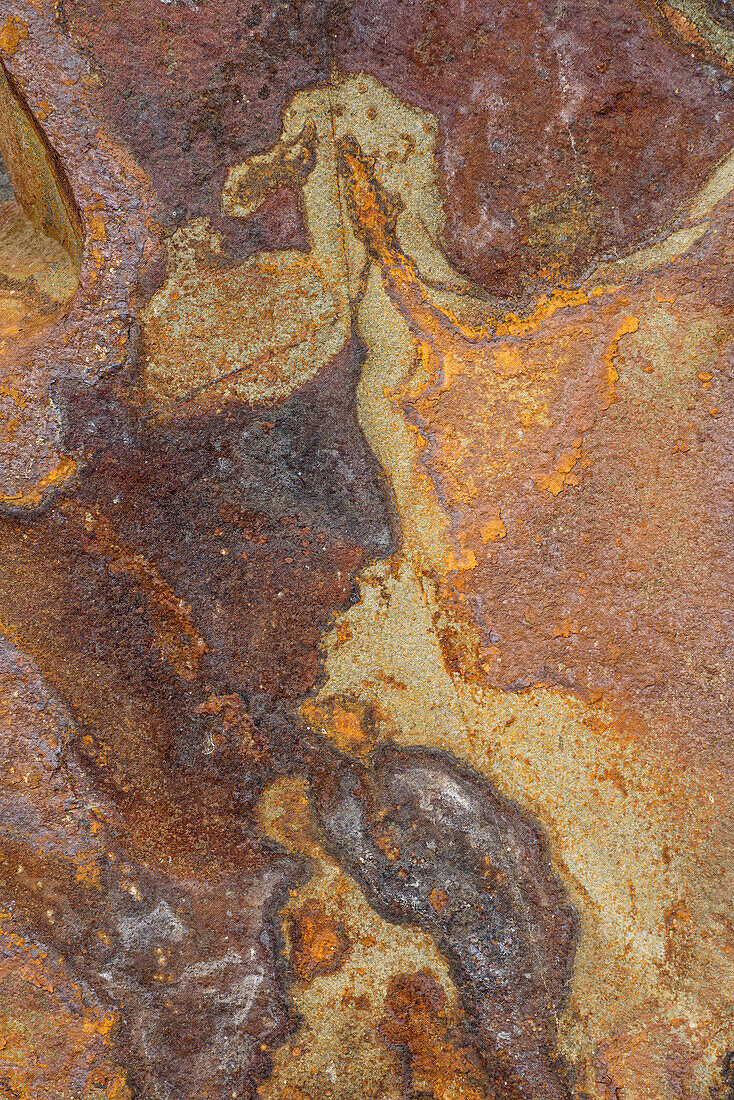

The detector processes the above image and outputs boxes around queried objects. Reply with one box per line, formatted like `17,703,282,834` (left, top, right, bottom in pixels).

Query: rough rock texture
310,744,576,1099
337,0,734,293
0,634,299,1100
62,0,331,238
0,1,157,508
1,1,734,1098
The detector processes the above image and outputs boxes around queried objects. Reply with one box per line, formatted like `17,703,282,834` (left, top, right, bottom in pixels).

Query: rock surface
0,1,733,1098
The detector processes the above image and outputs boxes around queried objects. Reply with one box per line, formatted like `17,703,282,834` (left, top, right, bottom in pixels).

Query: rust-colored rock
62,0,330,237
338,0,734,293
380,972,494,1100
1,1,734,1097
339,121,734,776
288,900,351,983
0,0,158,508
0,633,299,1099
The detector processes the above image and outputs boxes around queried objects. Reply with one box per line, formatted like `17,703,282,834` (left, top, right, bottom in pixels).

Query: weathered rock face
340,125,734,764
1,1,734,1098
310,743,577,1099
63,0,331,236
337,0,734,293
0,634,299,1100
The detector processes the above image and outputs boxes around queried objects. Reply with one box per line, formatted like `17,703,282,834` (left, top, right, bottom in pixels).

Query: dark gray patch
0,155,14,203
310,743,577,1100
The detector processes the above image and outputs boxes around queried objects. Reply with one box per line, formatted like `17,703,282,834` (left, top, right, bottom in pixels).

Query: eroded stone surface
0,3,158,509
310,744,576,1098
1,1,734,1098
0,634,299,1099
338,0,734,293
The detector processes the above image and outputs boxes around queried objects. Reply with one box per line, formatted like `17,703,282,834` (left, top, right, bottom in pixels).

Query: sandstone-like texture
0,2,733,1098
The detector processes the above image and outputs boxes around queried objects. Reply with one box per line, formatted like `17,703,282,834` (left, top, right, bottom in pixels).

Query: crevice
0,58,83,268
